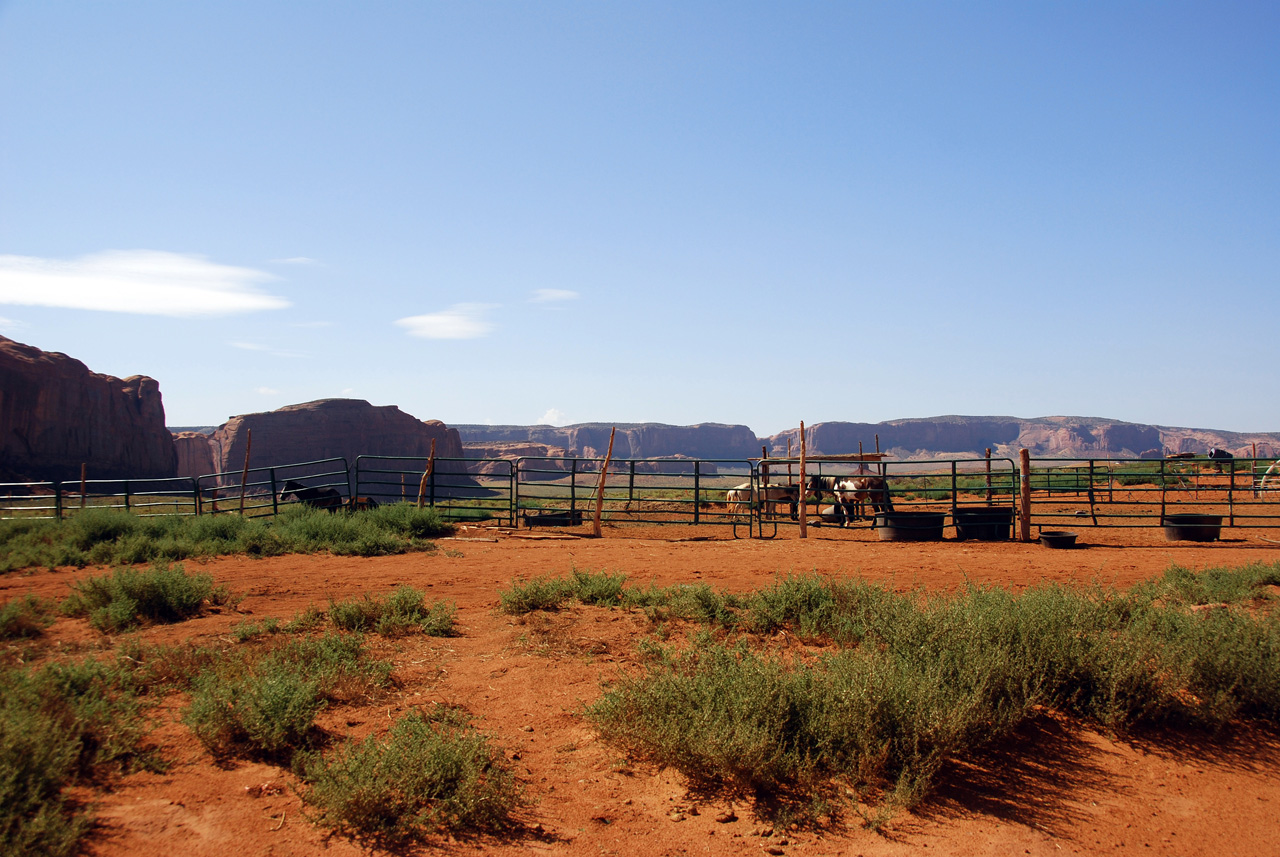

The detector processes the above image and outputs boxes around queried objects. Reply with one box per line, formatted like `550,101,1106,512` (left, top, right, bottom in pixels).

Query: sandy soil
5,521,1280,857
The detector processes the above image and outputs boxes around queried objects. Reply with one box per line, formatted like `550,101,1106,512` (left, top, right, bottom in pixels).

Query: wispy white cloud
256,387,280,395
396,303,499,339
0,316,26,333
530,289,578,303
0,250,290,317
539,408,569,426
228,341,305,358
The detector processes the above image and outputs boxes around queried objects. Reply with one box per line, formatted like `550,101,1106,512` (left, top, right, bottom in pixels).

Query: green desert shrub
0,595,56,639
590,566,1280,817
184,664,324,758
498,576,574,614
329,587,456,637
0,503,453,573
302,709,522,844
0,657,150,856
62,563,232,632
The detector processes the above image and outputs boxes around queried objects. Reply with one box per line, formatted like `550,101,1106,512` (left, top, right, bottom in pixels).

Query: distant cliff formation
454,423,761,460
771,416,1280,461
174,399,463,479
0,335,176,482
458,416,1280,462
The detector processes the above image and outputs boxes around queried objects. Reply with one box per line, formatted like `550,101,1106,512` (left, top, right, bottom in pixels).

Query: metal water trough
1161,513,1222,542
521,509,584,528
874,511,946,541
953,506,1014,541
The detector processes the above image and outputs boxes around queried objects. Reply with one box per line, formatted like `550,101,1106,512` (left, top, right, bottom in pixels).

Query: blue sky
1,1,1276,435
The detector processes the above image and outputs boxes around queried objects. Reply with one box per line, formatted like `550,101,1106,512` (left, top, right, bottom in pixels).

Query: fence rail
3,454,1279,537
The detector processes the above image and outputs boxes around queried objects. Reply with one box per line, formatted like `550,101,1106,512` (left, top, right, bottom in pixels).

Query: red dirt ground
5,521,1280,857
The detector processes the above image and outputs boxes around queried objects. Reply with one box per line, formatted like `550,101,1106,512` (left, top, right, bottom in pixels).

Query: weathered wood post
417,439,436,509
238,428,252,515
80,463,87,509
1019,448,1032,541
984,448,992,503
798,421,807,539
592,427,616,537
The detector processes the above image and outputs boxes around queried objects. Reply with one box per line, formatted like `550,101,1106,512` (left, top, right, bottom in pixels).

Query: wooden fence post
1019,448,1032,541
238,429,252,515
80,463,87,509
417,439,436,509
798,421,807,539
593,427,616,537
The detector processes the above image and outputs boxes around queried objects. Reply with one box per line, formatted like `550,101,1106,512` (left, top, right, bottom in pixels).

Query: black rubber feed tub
874,511,946,541
953,506,1014,541
1162,513,1222,542
1039,530,1079,549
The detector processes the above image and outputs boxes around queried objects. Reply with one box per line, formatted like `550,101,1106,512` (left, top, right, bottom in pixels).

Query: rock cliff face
770,416,1280,461
455,423,760,461
172,431,217,480
0,336,176,482
208,399,463,477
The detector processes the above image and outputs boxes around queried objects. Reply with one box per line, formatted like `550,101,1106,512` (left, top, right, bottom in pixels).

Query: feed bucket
1039,530,1079,549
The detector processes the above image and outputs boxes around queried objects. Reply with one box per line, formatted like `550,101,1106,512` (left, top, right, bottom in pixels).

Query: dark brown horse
279,480,344,512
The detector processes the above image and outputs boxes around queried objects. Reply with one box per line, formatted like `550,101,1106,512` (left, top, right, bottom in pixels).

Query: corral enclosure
6,453,1280,541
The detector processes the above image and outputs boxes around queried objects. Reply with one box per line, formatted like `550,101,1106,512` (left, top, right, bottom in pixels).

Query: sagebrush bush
329,587,456,637
1,503,454,573
0,657,150,856
302,709,522,843
0,595,55,639
63,563,232,632
185,665,324,758
588,566,1280,818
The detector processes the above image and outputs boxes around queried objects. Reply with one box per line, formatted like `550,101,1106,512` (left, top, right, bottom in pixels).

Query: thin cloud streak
0,250,290,317
531,289,578,303
396,303,499,339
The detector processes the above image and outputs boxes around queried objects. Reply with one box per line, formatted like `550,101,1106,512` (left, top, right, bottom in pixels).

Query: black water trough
953,506,1014,541
1161,513,1222,542
874,511,946,541
1039,530,1079,549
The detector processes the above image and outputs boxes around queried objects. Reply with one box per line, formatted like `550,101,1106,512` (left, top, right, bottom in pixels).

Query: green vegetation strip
0,503,454,573
507,565,1280,818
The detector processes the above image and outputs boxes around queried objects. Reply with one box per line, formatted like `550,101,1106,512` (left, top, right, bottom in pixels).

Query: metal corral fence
513,457,756,534
353,456,516,524
4,454,1280,537
1020,457,1280,529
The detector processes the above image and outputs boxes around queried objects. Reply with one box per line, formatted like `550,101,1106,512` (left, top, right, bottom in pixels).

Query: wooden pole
238,429,252,515
786,437,792,482
417,439,436,509
80,463,87,509
593,427,616,537
985,448,992,503
798,421,807,539
1018,448,1032,541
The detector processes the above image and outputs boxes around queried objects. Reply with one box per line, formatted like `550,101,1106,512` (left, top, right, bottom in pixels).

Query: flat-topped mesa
0,336,177,482
206,399,463,476
455,422,760,461
769,417,1280,461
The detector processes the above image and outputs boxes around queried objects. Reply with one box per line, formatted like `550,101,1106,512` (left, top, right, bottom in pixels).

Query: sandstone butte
0,334,176,482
